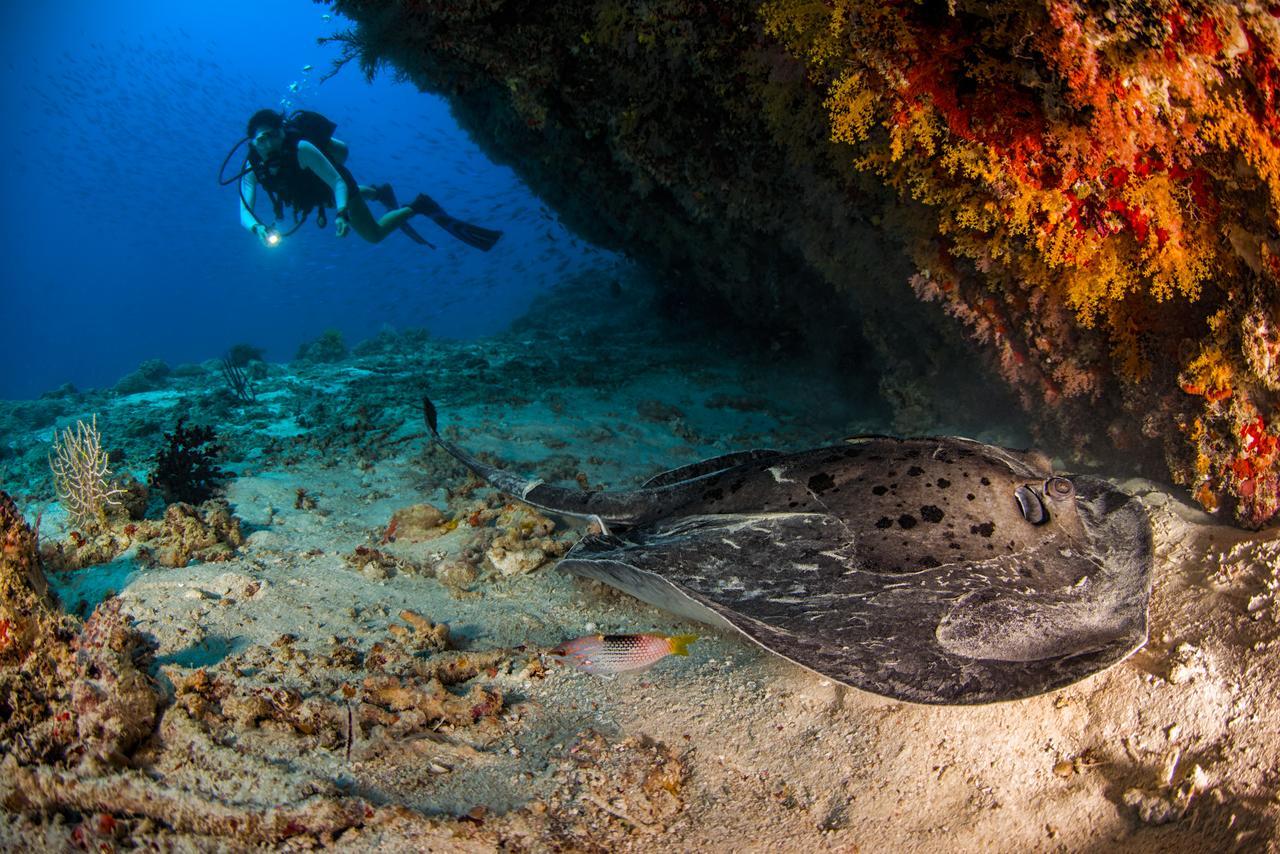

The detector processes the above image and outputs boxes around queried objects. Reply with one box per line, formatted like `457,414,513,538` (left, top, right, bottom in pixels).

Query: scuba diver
223,108,502,251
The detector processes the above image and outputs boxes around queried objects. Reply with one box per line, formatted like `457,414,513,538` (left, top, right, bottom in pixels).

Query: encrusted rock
484,506,569,576
1122,787,1184,825
71,599,160,763
0,490,54,653
437,559,478,590
388,503,452,542
487,543,553,577
1166,643,1207,685
139,500,245,568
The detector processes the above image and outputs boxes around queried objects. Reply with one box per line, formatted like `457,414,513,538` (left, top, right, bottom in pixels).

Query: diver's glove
334,209,350,238
252,224,272,247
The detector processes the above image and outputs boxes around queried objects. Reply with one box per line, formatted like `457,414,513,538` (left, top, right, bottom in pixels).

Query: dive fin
442,219,504,252
411,193,503,251
399,222,434,247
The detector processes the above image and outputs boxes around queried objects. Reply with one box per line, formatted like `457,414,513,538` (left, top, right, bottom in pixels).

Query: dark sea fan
147,418,227,505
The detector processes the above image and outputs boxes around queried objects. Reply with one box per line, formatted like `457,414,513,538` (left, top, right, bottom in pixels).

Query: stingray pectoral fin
560,521,894,701
935,586,1143,663
559,513,875,680
560,513,853,623
640,449,784,489
560,554,738,631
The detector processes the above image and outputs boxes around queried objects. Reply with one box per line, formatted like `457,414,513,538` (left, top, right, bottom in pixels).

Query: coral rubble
0,488,537,848
136,499,245,568
39,498,246,572
330,0,1280,527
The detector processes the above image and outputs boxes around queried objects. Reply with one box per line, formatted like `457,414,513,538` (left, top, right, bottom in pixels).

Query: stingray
421,399,1153,704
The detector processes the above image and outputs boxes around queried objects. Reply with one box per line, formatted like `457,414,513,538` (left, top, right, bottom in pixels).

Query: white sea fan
48,415,126,531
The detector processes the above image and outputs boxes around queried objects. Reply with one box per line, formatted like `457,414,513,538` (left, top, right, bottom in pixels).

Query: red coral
1242,22,1280,135
1226,416,1279,525
895,14,1047,182
1241,416,1276,457
1163,11,1224,60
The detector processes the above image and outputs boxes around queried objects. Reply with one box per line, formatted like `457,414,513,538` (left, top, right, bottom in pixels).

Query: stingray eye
1014,485,1047,525
1044,477,1075,500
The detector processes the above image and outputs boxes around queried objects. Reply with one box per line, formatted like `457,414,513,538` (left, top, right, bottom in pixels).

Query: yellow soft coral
760,0,853,74
1181,345,1235,401
825,71,877,145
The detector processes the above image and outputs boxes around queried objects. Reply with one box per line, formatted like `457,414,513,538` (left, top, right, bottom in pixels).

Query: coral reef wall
329,0,1280,528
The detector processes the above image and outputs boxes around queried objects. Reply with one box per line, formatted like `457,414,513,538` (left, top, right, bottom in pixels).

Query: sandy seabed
2,278,1278,852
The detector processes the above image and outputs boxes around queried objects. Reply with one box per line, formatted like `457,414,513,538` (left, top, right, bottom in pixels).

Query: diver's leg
353,183,431,244
357,183,398,206
377,209,416,234
345,192,414,244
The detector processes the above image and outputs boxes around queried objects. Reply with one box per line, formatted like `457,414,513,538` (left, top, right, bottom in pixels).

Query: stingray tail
421,398,540,499
422,397,441,434
421,397,651,525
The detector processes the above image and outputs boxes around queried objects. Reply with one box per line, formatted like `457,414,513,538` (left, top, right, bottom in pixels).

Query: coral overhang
329,0,1280,527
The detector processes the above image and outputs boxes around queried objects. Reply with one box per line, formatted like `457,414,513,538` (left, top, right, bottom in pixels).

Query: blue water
0,1,613,400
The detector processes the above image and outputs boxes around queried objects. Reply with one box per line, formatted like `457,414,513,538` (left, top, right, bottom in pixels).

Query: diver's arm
240,169,266,237
297,140,349,213
327,137,349,165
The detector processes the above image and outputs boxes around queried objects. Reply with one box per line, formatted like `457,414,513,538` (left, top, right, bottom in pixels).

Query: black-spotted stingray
422,399,1152,704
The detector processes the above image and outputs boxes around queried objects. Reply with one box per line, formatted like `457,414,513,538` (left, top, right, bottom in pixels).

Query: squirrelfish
548,633,697,675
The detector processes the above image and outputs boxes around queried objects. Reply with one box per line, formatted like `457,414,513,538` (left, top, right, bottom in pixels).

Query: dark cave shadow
1083,752,1277,854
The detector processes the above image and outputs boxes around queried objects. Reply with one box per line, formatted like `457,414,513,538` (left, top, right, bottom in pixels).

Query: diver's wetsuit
239,137,352,235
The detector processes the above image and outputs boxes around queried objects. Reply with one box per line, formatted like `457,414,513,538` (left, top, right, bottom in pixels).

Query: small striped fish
548,633,698,675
